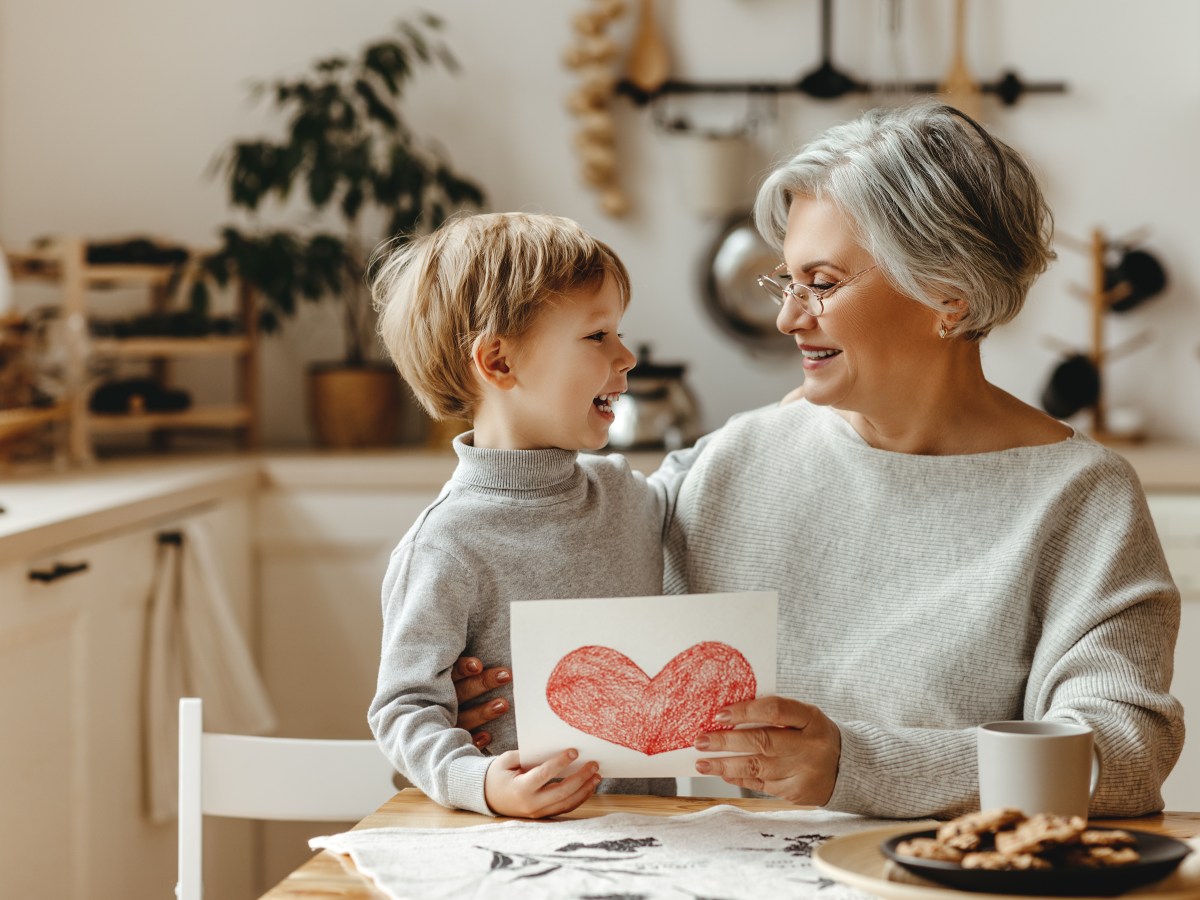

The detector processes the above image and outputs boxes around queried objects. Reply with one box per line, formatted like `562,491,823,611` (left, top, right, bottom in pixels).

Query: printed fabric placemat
310,804,896,900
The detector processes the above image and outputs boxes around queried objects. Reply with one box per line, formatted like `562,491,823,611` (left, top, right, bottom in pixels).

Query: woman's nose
777,302,817,335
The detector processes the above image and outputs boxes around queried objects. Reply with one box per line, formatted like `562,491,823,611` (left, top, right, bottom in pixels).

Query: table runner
310,805,899,899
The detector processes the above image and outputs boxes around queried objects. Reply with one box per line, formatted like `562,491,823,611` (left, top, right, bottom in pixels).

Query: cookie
936,807,1025,850
896,837,965,862
1080,828,1136,848
995,813,1086,855
1062,845,1141,868
961,850,1051,871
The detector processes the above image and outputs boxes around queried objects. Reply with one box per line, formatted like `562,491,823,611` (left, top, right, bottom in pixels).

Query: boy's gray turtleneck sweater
369,432,677,814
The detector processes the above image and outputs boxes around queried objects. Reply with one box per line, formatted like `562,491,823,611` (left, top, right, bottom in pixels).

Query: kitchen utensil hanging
616,0,1066,108
625,0,670,94
702,212,794,356
795,0,866,100
939,0,982,119
652,96,772,218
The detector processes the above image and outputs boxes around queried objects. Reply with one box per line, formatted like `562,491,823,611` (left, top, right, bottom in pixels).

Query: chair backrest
177,697,397,900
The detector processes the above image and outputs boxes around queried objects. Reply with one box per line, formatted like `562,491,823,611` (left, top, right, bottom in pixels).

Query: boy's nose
616,342,636,373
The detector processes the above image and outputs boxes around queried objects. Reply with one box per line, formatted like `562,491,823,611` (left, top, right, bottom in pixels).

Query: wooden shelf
3,236,259,463
90,336,252,358
87,405,253,433
5,249,181,288
0,404,67,443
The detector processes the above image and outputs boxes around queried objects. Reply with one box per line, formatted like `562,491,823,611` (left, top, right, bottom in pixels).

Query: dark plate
881,828,1192,897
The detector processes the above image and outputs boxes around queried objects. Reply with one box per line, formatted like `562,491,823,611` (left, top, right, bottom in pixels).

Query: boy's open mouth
593,393,620,415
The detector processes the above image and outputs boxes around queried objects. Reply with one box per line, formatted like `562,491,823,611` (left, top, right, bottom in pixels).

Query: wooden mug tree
1082,228,1156,444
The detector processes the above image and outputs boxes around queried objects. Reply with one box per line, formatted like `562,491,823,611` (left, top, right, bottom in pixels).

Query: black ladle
797,0,868,100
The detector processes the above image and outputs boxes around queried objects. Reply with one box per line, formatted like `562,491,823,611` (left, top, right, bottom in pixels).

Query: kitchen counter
1,441,1197,566
0,455,260,565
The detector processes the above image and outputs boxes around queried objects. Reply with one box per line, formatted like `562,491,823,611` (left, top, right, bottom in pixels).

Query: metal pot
608,345,702,450
702,213,793,355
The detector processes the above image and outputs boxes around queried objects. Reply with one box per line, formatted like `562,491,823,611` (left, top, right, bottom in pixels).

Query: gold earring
938,323,950,339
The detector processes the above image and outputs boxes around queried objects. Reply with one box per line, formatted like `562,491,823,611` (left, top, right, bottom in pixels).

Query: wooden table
262,789,1200,898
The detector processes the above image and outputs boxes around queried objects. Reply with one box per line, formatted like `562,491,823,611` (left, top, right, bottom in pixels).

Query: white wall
2,0,1198,445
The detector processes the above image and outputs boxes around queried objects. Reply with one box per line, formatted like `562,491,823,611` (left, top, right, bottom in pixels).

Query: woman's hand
483,749,600,819
693,696,841,805
451,656,511,750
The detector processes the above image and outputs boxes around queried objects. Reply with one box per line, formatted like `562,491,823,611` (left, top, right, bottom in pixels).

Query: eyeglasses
755,263,878,317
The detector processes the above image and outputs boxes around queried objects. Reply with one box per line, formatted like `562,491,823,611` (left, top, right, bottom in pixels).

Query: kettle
608,345,702,450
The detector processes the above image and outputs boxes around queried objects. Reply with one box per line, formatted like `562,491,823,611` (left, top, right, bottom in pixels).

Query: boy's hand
780,384,805,405
484,749,600,819
451,656,512,750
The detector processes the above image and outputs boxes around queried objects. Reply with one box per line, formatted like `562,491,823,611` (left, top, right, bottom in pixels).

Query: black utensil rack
616,0,1067,108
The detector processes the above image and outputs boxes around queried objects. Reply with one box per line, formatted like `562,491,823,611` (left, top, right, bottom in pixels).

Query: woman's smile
799,344,842,369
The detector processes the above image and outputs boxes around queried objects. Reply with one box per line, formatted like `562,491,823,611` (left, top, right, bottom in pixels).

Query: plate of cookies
878,808,1192,896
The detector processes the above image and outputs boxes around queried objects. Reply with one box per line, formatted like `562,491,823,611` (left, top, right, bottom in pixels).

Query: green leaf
314,56,348,74
307,157,336,207
354,78,398,128
399,22,431,65
363,41,411,96
341,184,365,222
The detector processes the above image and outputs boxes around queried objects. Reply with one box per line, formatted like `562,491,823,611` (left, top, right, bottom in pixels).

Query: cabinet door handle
28,561,91,583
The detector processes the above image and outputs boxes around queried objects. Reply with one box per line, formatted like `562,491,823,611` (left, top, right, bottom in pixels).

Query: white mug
977,721,1101,820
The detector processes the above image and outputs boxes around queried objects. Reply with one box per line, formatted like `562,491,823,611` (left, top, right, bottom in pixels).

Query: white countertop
1,442,1196,566
0,455,260,564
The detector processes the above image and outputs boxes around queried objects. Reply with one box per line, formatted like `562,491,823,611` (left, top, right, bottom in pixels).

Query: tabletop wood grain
260,789,1200,899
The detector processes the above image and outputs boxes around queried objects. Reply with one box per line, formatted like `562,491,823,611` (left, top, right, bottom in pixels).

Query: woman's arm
1022,458,1183,816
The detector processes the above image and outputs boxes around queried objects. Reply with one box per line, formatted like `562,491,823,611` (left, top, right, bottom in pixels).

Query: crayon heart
545,641,756,755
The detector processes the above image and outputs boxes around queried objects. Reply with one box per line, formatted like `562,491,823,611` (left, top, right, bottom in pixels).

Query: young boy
367,212,677,818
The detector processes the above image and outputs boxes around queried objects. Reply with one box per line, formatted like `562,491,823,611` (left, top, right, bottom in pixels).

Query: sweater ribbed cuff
446,754,498,816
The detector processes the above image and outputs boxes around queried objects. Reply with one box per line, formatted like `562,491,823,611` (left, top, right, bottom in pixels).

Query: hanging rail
617,71,1065,107
616,0,1066,108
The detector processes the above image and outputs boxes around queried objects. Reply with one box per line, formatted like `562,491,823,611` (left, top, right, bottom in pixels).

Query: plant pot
307,363,401,448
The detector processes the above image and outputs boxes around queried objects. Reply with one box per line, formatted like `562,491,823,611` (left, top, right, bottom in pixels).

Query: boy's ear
472,336,518,390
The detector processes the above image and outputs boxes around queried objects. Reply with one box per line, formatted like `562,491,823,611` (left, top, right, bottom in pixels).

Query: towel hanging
142,520,277,825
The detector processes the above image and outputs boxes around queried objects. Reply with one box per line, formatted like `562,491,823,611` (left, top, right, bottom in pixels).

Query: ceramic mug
977,721,1101,820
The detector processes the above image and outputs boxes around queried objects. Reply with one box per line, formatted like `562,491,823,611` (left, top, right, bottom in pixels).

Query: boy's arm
367,542,496,814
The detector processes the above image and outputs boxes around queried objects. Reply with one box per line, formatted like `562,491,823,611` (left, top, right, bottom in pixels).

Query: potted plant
198,14,486,447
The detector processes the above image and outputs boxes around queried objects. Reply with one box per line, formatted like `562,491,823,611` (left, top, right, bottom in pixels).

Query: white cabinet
255,484,435,887
1147,492,1200,813
0,558,84,899
0,497,255,900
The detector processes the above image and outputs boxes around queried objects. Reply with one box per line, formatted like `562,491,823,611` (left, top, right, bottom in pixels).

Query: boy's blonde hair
372,212,631,421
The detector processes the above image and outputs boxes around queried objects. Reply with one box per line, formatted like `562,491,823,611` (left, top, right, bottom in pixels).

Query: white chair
176,696,398,900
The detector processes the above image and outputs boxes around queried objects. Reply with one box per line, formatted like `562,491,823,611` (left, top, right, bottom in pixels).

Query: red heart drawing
544,641,757,755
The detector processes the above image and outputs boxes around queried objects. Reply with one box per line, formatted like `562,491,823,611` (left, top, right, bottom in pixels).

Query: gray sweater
661,400,1184,818
368,433,677,814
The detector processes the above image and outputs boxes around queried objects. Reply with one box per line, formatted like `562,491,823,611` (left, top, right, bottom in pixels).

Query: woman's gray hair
753,100,1054,340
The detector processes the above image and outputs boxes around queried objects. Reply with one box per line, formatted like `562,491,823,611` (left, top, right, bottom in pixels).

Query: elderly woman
454,101,1183,819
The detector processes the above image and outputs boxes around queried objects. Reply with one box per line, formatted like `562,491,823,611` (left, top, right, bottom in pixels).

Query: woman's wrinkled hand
693,696,841,805
451,656,512,750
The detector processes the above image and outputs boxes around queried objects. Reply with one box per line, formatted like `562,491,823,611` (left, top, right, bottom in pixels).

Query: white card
510,591,777,778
